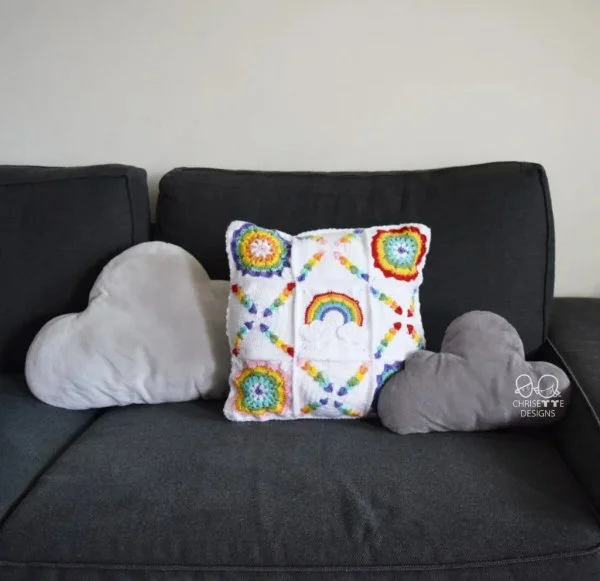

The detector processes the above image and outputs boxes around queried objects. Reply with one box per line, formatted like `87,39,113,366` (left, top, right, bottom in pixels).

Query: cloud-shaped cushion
378,311,571,434
26,242,230,409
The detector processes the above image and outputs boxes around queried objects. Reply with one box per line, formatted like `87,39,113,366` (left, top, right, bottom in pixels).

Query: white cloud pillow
223,221,431,421
26,242,230,409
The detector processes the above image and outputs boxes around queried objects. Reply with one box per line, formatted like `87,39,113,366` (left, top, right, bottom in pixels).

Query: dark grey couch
1,162,599,580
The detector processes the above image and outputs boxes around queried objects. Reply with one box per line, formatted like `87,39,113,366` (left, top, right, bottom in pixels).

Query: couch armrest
546,298,600,513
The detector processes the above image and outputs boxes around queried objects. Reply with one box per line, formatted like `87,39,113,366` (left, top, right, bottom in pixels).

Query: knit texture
224,221,431,421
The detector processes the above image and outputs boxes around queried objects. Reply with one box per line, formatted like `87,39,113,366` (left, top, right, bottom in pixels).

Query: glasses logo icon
515,374,560,399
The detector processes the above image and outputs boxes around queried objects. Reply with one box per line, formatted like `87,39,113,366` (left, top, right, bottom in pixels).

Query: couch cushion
0,400,598,579
155,163,554,356
0,165,150,371
0,374,97,522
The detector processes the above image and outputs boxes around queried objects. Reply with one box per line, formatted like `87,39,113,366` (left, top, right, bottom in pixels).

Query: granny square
223,221,431,421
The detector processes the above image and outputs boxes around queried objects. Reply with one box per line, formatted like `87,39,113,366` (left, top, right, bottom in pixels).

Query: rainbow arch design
304,292,364,326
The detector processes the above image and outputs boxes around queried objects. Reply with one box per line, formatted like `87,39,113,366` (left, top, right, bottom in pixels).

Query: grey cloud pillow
378,311,571,435
26,242,230,409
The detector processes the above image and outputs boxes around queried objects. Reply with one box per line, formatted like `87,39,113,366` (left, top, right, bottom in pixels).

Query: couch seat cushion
0,373,97,521
1,398,599,574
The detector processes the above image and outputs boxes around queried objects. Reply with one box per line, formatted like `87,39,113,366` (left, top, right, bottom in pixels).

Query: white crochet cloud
25,242,230,409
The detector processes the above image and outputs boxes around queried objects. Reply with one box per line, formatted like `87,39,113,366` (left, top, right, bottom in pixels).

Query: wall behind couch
0,0,598,296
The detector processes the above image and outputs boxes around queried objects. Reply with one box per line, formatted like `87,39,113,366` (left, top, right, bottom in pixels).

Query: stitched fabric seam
0,541,599,573
0,410,104,531
124,174,136,246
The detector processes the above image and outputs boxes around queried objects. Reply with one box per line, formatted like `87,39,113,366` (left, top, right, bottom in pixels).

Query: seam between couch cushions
124,174,136,246
0,410,104,531
548,339,600,439
534,162,553,343
0,542,599,573
547,338,600,526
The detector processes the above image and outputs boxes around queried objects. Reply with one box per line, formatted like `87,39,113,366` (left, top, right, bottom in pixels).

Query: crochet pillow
223,221,431,421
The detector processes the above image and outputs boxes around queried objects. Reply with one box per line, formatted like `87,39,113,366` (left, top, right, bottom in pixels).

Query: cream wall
0,0,598,296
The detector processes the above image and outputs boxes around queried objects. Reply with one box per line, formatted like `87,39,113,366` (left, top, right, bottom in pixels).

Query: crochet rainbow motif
296,251,325,282
230,222,291,277
299,358,367,415
300,360,334,392
334,252,370,282
263,283,296,317
374,322,403,359
234,363,288,416
259,324,295,357
304,292,364,326
230,284,257,314
232,321,253,356
371,226,428,282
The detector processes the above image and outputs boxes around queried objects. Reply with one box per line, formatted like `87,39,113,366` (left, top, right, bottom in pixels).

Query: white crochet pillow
224,221,431,421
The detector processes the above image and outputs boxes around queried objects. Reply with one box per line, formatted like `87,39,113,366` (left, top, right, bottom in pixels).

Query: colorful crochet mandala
230,222,291,277
224,221,431,421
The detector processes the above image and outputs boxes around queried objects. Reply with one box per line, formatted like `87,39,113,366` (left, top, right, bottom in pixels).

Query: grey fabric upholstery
156,163,554,356
1,392,600,580
0,374,97,522
548,298,600,514
550,298,600,410
0,165,150,371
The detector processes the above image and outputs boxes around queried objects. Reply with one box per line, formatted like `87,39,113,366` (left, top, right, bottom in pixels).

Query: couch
1,162,599,580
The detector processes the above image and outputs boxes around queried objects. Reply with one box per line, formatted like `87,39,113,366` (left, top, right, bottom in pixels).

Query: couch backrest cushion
0,165,149,371
155,163,554,356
